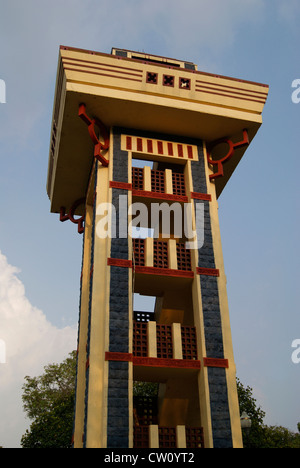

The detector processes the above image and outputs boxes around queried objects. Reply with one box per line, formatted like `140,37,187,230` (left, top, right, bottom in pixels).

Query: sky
0,0,299,448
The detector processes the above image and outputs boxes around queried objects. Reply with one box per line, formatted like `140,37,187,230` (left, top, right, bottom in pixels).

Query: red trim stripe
107,258,133,268
135,266,194,278
110,181,132,190
132,189,188,202
133,356,201,369
203,358,229,369
191,192,212,201
105,352,201,369
197,268,219,277
105,352,133,362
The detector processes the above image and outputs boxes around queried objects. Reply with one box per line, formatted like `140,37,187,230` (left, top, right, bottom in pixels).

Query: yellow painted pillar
164,169,173,195
176,426,187,449
148,321,157,358
73,204,93,448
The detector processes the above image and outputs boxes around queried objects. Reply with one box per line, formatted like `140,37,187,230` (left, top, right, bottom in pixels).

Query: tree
21,351,76,448
237,378,266,448
21,353,300,448
259,425,300,449
237,379,300,448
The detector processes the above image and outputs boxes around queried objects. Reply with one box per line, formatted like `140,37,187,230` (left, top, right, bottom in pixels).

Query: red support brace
60,198,86,234
207,129,249,180
78,103,110,167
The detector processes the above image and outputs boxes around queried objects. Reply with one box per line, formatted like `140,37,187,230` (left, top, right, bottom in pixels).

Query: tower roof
47,45,269,213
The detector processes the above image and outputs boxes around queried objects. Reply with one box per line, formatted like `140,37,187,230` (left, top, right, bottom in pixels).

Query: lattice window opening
172,172,186,196
176,242,192,271
134,426,149,449
179,77,191,90
163,75,175,87
186,427,205,449
159,427,177,448
132,167,144,190
133,238,146,267
146,71,158,84
153,240,168,269
151,169,165,193
181,326,198,360
133,321,148,357
156,324,173,359
133,396,159,426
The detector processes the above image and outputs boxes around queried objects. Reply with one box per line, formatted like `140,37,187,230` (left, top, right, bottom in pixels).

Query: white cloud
0,251,77,448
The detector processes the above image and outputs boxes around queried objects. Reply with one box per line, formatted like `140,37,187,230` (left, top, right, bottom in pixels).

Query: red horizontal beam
107,258,133,268
105,352,201,369
191,192,212,201
203,358,229,369
105,352,132,362
132,189,188,203
110,181,132,190
133,357,201,369
196,267,220,277
135,266,194,278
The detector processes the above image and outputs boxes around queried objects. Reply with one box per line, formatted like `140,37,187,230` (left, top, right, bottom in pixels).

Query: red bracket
60,198,86,234
207,129,249,180
78,103,110,167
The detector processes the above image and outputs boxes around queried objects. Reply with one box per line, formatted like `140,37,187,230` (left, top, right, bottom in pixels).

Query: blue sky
0,0,299,447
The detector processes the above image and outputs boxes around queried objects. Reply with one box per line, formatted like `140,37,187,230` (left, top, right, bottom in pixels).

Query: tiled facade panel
107,130,130,447
109,265,129,353
107,361,129,448
207,368,232,449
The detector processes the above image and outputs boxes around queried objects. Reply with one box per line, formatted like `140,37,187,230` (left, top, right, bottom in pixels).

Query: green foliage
21,351,77,449
21,394,75,448
20,353,300,449
237,378,300,449
133,381,159,397
259,425,300,449
237,378,265,448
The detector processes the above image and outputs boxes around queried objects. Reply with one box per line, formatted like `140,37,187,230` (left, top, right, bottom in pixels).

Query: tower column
73,204,94,448
84,161,112,448
106,130,133,448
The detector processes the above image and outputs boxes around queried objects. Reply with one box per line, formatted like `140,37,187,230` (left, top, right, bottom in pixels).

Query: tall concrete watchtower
47,46,268,448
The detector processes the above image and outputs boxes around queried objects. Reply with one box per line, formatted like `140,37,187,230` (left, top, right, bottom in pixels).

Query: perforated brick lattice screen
153,240,168,268
156,324,173,359
132,167,144,190
133,321,148,357
186,427,205,448
172,172,186,196
134,426,149,448
133,396,158,426
181,327,198,360
176,243,192,271
133,238,145,266
151,170,165,193
159,427,177,448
